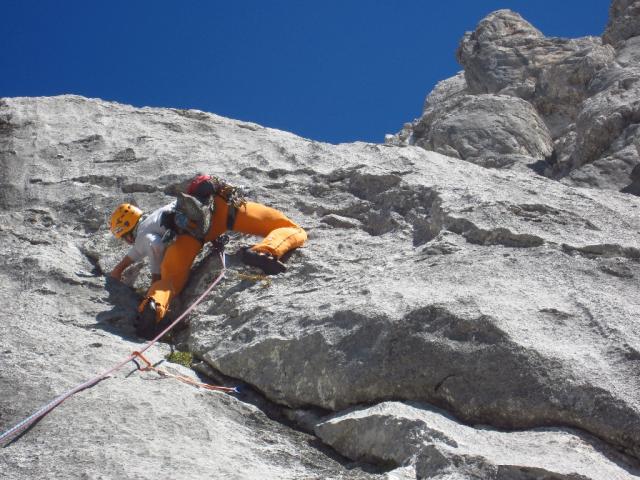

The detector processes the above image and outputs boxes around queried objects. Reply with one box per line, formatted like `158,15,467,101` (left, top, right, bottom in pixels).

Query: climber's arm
110,255,134,280
111,232,154,282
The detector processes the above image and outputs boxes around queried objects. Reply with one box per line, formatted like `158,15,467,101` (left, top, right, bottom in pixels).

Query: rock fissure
433,374,457,394
562,242,640,260
189,338,639,476
444,215,546,248
195,298,640,462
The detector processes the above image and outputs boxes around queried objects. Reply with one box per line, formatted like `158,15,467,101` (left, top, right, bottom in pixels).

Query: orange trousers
142,196,307,320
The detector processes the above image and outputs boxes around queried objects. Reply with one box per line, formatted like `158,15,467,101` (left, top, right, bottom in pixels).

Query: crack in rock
562,243,640,260
445,216,546,248
315,401,640,479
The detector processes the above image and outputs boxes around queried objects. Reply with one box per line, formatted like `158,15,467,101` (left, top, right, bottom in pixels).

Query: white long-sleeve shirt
126,203,175,274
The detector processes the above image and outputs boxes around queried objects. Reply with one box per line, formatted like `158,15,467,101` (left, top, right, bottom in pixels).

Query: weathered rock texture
402,92,553,165
316,402,640,479
387,2,640,194
1,94,639,479
0,96,385,480
604,0,640,45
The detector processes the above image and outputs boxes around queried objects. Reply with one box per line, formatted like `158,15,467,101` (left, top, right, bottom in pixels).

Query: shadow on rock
620,182,640,196
93,276,142,341
191,361,387,475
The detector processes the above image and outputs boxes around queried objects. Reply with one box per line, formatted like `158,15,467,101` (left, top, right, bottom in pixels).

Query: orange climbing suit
139,195,307,320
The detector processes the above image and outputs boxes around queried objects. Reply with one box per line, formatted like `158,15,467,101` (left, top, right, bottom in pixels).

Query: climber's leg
138,234,202,324
232,201,307,257
205,197,307,257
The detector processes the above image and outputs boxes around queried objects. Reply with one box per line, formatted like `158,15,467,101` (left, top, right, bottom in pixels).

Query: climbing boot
135,298,158,340
240,247,286,275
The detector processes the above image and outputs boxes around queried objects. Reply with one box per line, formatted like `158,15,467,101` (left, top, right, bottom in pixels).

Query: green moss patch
166,350,193,368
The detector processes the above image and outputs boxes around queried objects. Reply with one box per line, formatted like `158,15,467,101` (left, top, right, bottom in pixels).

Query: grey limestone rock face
459,10,574,98
563,77,640,187
626,139,640,194
456,10,609,107
1,93,640,479
315,402,640,479
386,73,469,148
385,73,468,148
410,93,553,162
389,4,640,194
385,71,554,169
604,0,640,45
422,72,468,114
0,96,384,480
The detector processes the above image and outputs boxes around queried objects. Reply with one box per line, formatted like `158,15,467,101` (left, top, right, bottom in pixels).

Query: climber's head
110,203,142,244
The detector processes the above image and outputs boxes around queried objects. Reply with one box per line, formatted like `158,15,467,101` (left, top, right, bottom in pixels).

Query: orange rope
131,351,238,393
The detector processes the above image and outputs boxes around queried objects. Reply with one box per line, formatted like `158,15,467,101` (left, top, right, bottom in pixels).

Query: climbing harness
0,251,233,447
157,175,248,246
161,176,246,244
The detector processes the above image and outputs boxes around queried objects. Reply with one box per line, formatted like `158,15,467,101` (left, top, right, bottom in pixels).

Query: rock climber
109,174,307,339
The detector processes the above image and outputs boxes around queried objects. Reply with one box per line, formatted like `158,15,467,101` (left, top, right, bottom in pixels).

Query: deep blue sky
1,1,609,144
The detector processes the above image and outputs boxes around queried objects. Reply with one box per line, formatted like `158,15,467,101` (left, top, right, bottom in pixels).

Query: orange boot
206,197,307,273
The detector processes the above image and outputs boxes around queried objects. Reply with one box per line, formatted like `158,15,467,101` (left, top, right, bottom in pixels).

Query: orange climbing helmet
110,203,143,239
